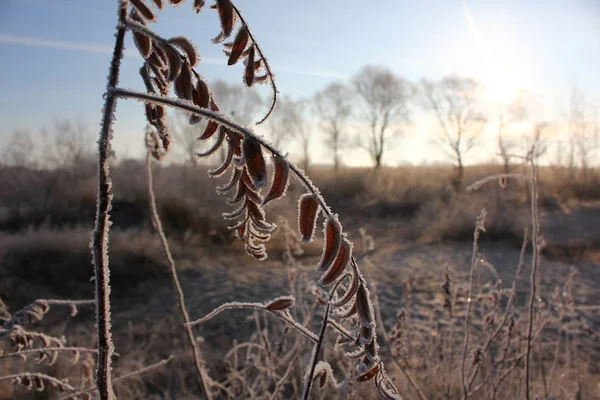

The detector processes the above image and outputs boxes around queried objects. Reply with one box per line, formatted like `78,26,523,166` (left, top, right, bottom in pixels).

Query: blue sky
1,0,599,165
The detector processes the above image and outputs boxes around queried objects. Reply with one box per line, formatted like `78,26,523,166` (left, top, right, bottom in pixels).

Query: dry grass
2,1,600,398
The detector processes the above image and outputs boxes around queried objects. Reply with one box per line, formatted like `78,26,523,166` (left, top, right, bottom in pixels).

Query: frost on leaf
298,193,320,243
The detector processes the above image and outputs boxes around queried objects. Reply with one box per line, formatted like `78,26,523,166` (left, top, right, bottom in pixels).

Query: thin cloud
462,0,485,49
274,65,347,80
0,34,114,54
0,34,224,64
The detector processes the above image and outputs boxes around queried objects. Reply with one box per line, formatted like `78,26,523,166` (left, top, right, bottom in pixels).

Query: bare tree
565,87,598,179
497,97,528,174
2,129,38,168
210,79,263,127
264,96,311,171
170,110,207,165
42,118,94,170
422,75,486,189
352,65,412,169
313,82,352,170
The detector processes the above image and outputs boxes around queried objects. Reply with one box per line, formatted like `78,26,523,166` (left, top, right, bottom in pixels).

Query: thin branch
58,356,174,400
231,4,277,125
145,152,213,399
186,301,318,342
91,2,129,398
524,155,541,400
0,347,97,362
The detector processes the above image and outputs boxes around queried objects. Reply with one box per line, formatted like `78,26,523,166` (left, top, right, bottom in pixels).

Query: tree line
3,64,598,189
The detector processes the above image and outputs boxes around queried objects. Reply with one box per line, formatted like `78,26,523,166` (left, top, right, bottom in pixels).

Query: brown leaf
242,136,267,189
174,63,193,101
265,296,295,311
169,0,184,5
244,46,255,87
228,177,247,205
254,74,269,85
168,36,199,67
139,65,155,92
133,32,152,59
331,262,359,307
337,301,357,319
131,0,155,21
217,165,242,194
208,142,232,177
356,282,375,329
216,0,235,37
200,122,218,140
263,155,289,205
319,238,351,286
298,194,320,243
357,362,379,383
193,0,205,13
149,0,163,10
196,127,225,157
192,79,210,109
165,46,182,82
227,26,249,66
129,9,148,26
316,217,342,273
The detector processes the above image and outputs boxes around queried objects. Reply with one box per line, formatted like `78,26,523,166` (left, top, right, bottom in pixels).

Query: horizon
1,0,599,167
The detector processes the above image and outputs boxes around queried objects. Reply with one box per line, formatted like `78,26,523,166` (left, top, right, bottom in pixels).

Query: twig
0,347,97,362
91,2,129,398
58,355,174,400
186,301,318,342
145,152,213,399
524,154,541,400
461,209,486,399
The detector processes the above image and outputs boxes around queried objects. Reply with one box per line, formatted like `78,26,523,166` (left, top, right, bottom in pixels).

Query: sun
479,67,521,105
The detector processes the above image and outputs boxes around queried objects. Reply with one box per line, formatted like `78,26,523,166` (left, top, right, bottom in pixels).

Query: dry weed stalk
0,299,96,399
92,0,399,398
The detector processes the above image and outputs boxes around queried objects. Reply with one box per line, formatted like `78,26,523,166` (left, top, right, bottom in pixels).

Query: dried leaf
215,0,235,37
165,46,182,82
196,127,225,156
319,238,351,286
131,0,155,21
298,194,320,243
357,362,379,382
169,0,184,5
200,121,219,140
217,165,242,193
168,36,199,67
331,262,359,307
265,296,295,311
228,26,249,65
133,32,152,59
244,46,255,86
254,74,269,85
194,0,205,13
149,0,164,9
337,301,357,319
356,282,376,329
208,142,232,177
242,136,267,189
192,79,210,109
174,63,193,101
228,177,247,205
263,155,289,205
316,217,342,273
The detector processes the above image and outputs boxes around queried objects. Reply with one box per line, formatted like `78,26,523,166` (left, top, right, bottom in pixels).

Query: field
1,161,599,399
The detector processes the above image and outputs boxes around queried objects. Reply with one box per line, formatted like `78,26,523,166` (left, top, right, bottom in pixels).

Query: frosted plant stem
91,2,129,399
524,155,540,400
301,296,332,400
145,153,213,400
